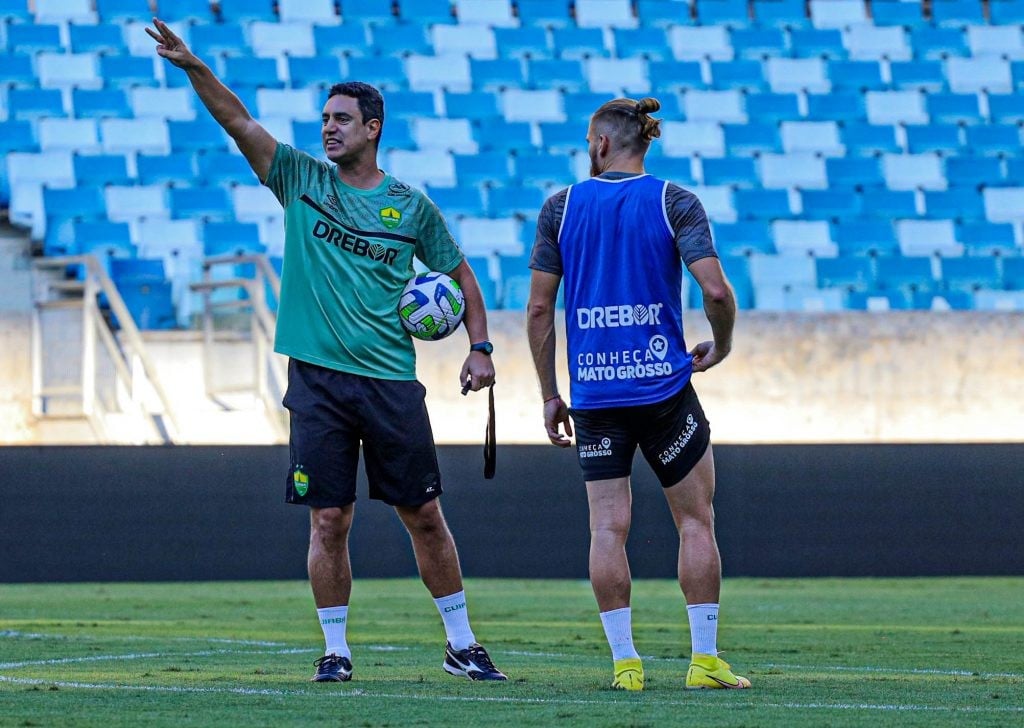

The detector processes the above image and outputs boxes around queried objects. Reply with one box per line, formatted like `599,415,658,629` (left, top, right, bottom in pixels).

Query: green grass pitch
1,578,1022,727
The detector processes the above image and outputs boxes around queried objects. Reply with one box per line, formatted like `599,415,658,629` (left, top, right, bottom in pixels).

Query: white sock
317,606,350,659
434,590,476,651
600,607,640,661
687,603,719,657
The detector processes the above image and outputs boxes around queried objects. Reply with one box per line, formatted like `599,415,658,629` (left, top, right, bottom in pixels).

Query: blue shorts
282,358,442,508
569,381,711,487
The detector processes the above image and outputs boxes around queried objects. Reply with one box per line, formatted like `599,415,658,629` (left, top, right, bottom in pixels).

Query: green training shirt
264,143,464,380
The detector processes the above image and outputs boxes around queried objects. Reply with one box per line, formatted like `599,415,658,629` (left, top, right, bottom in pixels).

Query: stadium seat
715,256,753,308
310,26,368,59
871,0,925,27
866,91,927,125
169,119,228,152
370,24,431,57
882,154,946,191
251,22,317,59
661,121,726,157
454,152,510,187
38,52,103,90
528,60,587,93
684,90,747,123
965,126,1022,157
712,222,774,256
931,0,984,27
760,153,828,188
988,94,1024,124
730,27,787,59
827,60,886,91
643,157,697,185
800,189,862,220
1004,257,1024,289
613,29,673,61
669,26,734,61
983,187,1024,222
805,92,864,121
99,55,160,89
575,0,636,29
946,58,1012,95
513,153,575,187
456,0,516,27
539,121,589,153
991,0,1024,24
424,185,486,217
816,256,874,292
905,124,963,155
279,0,339,24
682,185,736,223
399,0,457,24
7,89,65,120
925,93,982,125
551,27,609,60
637,0,691,28
860,189,918,218
941,257,1001,293
745,93,802,123
457,217,522,256
169,187,232,222
897,219,962,257
443,92,500,121
734,188,791,219
7,23,63,54
386,149,456,188
231,184,282,223
1004,158,1024,185
766,58,829,93
957,222,1018,256
648,61,706,92
37,119,100,154
95,0,152,23
407,55,471,92
0,54,38,89
810,0,866,28
73,153,132,186
287,57,343,89
222,57,285,89
562,91,615,122
136,152,195,186
433,24,498,59
771,220,836,256
890,61,946,92
473,120,535,153
701,157,758,187
834,220,899,256
42,186,106,251
159,0,216,24
197,152,259,186
129,88,196,120
98,118,170,155
791,28,846,60
469,59,525,92
876,256,936,294
411,118,477,153
341,0,395,23
752,0,808,29
494,27,552,60
34,0,97,24
487,185,545,217
909,27,968,60
945,157,1003,188
846,25,911,62
781,121,843,156
202,221,265,256
723,123,782,155
70,89,131,119
709,60,767,91
104,184,169,224
825,157,884,189
967,26,1024,60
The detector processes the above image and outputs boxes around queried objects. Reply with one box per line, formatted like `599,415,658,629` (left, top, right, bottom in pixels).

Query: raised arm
146,18,276,181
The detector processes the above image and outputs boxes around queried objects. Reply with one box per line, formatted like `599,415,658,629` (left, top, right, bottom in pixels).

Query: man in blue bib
527,97,749,692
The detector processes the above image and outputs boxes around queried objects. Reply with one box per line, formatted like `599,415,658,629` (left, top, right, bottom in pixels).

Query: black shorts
282,358,442,508
569,381,711,487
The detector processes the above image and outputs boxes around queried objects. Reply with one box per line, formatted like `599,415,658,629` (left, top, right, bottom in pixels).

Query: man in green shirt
148,18,506,683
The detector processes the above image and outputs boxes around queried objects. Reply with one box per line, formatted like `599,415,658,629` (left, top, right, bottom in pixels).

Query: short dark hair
327,81,385,142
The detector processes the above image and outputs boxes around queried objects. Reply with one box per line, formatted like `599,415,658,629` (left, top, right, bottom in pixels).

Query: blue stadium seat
137,152,196,186
1003,258,1024,290
465,255,498,309
643,157,697,185
72,89,132,119
800,189,861,220
399,0,456,24
697,0,750,27
833,220,899,257
370,23,431,56
42,187,107,253
710,60,766,91
562,91,615,121
513,153,574,187
909,290,973,310
494,27,551,60
846,290,911,309
516,0,573,28
551,27,608,60
539,121,588,154
965,125,1021,156
95,0,153,24
905,124,962,154
73,153,132,186
470,59,524,92
648,61,705,92
637,0,691,28
378,118,416,151
423,185,485,217
723,123,781,155
528,59,586,92
924,188,985,221
69,24,126,54
712,222,774,256
925,93,981,125
7,89,65,120
871,0,925,26
860,189,917,218
171,187,233,221
384,91,436,119
730,27,787,59
116,278,179,329
840,122,900,156
191,24,249,57
202,221,264,256
0,120,37,155
443,91,500,121
346,57,406,90
72,221,134,260
223,57,285,89
197,152,258,186
1004,158,1024,185
825,157,884,189
931,0,984,28
909,27,968,60
816,257,874,292
991,0,1024,24
876,256,935,294
169,119,228,152
99,55,158,88
287,57,343,89
0,54,37,88
734,189,791,219
160,0,216,24
889,61,946,92
806,92,864,121
790,29,845,60
111,257,166,283
454,152,510,186
473,120,534,153
313,25,369,57
941,256,1001,293
613,29,672,61
827,61,885,92
718,256,754,309
944,157,1003,188
488,185,545,217
957,222,1017,256
291,121,323,156
751,0,808,28
701,157,758,187
744,92,801,122
7,24,62,54
342,0,395,23
988,94,1024,124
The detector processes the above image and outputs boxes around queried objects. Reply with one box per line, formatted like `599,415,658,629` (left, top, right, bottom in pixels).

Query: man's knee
397,499,447,536
310,506,353,546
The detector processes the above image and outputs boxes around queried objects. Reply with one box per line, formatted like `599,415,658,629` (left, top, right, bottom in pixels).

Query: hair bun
637,97,661,114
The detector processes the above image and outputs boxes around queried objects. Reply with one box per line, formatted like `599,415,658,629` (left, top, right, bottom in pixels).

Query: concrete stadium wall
1,444,1021,582
1,310,1022,444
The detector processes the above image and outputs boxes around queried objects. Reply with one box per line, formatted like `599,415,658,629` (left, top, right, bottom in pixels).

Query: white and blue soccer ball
398,271,465,341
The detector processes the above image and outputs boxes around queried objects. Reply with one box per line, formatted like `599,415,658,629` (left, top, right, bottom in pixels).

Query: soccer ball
398,271,465,341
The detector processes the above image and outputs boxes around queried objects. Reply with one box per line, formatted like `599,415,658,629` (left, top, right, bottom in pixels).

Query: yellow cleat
685,653,751,689
611,657,645,691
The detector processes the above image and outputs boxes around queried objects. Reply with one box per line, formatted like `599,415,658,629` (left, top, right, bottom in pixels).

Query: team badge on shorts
293,467,310,497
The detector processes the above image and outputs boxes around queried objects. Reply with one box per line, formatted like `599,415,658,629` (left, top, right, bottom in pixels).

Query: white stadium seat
232,185,283,222
882,154,946,191
136,219,201,257
258,216,286,257
781,121,844,156
251,22,316,58
683,90,747,123
661,122,726,157
432,25,498,59
457,217,522,255
130,88,196,120
974,290,1024,311
685,186,736,223
586,58,650,94
983,188,1024,222
254,117,296,147
406,55,472,93
865,91,928,125
810,0,867,29
105,185,170,223
455,0,517,27
760,154,828,189
896,220,962,257
575,0,638,29
749,254,818,286
100,118,171,155
501,89,565,122
845,25,911,61
256,88,317,120
278,0,340,25
38,118,101,153
7,151,75,190
669,27,734,61
946,58,1013,94
411,118,478,153
766,58,830,93
37,52,102,90
34,0,97,24
967,26,1024,59
386,149,457,188
771,221,838,257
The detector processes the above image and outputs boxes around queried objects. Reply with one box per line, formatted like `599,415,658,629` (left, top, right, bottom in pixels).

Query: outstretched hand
145,17,200,70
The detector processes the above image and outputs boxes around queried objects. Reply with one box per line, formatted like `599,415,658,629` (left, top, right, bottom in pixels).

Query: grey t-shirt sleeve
529,188,568,275
665,183,718,266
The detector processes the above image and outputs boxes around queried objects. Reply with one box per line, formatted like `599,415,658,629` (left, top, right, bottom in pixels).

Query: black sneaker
443,642,507,681
310,654,353,682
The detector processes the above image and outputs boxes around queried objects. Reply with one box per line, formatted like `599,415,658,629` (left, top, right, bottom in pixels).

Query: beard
589,153,600,177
